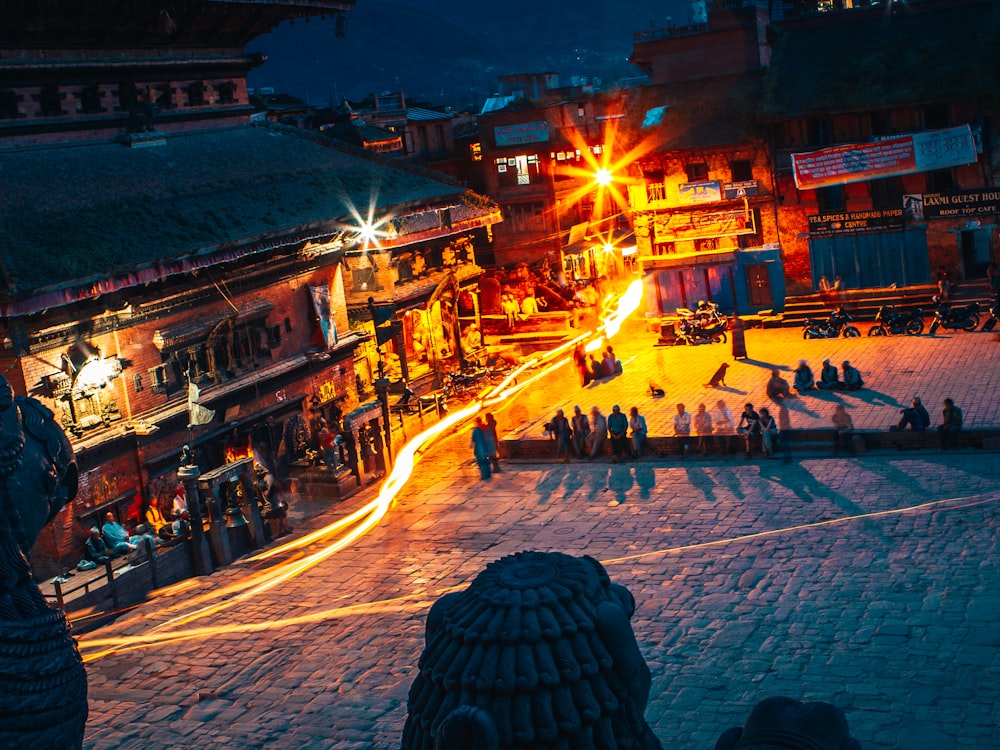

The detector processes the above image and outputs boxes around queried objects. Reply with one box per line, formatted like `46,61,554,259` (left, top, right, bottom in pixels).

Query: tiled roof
763,1,1000,118
0,124,481,303
406,107,452,122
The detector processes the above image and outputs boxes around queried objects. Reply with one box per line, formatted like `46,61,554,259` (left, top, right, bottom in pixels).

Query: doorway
746,264,773,308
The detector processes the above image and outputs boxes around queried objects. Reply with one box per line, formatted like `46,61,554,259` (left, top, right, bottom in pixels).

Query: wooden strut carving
0,375,87,750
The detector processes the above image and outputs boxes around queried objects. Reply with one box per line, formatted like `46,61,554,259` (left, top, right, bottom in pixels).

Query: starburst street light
594,167,614,187
344,195,394,251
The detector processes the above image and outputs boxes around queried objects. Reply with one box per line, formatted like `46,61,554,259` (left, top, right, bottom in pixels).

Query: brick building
0,1,500,577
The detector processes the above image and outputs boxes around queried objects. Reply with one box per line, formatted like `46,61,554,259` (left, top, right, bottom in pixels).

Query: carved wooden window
0,89,20,120
217,81,237,105
39,86,64,117
79,85,105,115
187,81,206,107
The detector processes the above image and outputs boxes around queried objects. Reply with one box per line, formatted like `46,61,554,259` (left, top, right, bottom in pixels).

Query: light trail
77,280,644,656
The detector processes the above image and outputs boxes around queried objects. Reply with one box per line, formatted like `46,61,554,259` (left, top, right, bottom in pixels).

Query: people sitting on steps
842,360,864,391
793,360,815,392
816,359,844,390
892,397,930,432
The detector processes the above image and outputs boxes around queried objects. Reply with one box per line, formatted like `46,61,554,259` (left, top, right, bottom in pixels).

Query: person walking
938,397,963,447
484,413,501,473
673,403,692,457
551,409,572,463
607,405,630,462
759,407,779,458
588,406,608,460
693,403,713,455
571,405,590,458
737,403,761,458
471,417,492,480
628,406,647,457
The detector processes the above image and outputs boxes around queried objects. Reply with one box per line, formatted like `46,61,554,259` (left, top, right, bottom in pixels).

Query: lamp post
178,455,213,576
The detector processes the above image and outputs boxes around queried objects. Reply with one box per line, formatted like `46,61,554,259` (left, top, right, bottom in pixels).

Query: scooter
980,297,1000,331
867,305,924,336
802,307,860,339
928,300,980,334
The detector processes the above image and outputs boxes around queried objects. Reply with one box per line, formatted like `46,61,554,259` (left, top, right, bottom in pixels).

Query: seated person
893,396,930,431
520,293,539,318
765,369,795,401
144,499,175,541
128,524,158,562
85,528,111,564
171,485,188,518
102,512,137,556
816,359,844,390
937,397,963,447
832,404,854,449
589,356,604,382
842,360,864,390
793,360,815,392
171,510,192,539
397,380,416,405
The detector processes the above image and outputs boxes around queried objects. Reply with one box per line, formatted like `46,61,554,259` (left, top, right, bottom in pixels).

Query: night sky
247,0,691,109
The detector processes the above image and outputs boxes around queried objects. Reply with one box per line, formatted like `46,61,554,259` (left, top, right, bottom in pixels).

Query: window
353,267,377,292
869,176,903,210
926,169,955,193
922,103,949,130
469,142,482,161
0,89,19,120
396,258,414,283
79,85,105,115
186,80,206,107
494,154,540,187
39,86,64,117
217,81,237,105
816,186,845,214
149,365,168,394
730,159,753,182
685,162,708,182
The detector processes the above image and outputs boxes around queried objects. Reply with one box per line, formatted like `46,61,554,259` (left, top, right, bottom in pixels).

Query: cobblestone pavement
82,442,1000,749
502,318,1000,442
80,319,1000,749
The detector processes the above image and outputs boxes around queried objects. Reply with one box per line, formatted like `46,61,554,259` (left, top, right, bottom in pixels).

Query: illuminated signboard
494,121,549,147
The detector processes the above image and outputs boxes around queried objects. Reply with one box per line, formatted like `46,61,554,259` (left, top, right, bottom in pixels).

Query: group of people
540,404,649,464
792,359,864,393
671,401,780,459
890,395,964,445
573,343,623,387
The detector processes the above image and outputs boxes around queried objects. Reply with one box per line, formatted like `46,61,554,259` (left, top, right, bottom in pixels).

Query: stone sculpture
0,374,87,749
713,696,861,750
402,550,662,750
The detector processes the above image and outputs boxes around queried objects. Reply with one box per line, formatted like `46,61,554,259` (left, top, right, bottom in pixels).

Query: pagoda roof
763,0,1000,119
0,124,498,316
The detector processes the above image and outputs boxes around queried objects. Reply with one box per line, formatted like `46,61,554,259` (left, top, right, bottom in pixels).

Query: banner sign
921,188,1000,219
807,209,904,236
309,284,338,348
723,180,759,200
678,180,722,205
792,125,976,190
494,121,549,147
654,208,755,243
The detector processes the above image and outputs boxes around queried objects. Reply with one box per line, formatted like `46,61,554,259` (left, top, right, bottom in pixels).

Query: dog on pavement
704,362,729,388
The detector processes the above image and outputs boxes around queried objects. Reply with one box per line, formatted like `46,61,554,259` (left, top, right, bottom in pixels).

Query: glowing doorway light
594,167,614,187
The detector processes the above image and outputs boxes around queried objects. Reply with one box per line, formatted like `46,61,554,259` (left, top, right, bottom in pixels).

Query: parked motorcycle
928,300,980,334
867,305,924,336
678,301,729,332
675,317,728,345
981,297,1000,331
802,307,860,339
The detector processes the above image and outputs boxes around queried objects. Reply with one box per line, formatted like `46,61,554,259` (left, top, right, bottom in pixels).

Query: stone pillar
179,464,213,576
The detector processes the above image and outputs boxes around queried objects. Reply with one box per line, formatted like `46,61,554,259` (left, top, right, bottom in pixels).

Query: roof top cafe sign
791,125,977,190
494,121,549,147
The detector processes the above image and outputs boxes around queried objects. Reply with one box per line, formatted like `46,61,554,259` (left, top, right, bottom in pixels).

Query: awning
153,300,273,351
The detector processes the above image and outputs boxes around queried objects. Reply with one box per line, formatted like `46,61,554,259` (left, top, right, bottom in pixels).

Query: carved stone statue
402,550,662,750
0,374,87,749
713,696,861,750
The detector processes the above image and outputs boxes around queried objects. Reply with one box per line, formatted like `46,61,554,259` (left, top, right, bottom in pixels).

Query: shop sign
807,209,903,236
723,180,758,200
654,208,755,243
494,121,549,146
919,189,1000,219
678,180,722,205
792,125,976,190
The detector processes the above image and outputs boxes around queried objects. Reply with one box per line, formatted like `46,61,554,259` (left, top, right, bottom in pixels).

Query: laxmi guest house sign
791,125,977,190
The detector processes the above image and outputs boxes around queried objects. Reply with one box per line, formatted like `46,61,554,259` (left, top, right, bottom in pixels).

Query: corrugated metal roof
406,107,452,122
